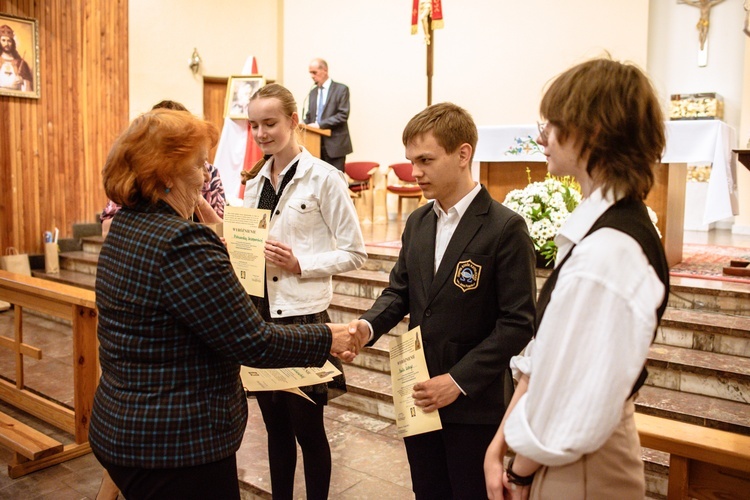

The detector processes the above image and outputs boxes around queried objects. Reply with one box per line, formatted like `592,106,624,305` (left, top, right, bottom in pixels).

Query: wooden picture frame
0,13,40,99
224,75,265,119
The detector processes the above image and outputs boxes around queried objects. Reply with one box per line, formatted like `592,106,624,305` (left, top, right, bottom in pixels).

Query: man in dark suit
349,103,536,499
304,58,352,171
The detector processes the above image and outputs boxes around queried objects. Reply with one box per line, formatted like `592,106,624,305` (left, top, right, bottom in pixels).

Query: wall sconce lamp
189,48,202,74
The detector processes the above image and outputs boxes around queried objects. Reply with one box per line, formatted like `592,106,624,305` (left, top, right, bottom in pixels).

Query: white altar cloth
476,120,738,224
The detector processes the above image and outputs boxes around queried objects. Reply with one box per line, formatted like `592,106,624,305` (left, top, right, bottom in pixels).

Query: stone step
668,275,750,317
30,269,96,291
636,385,750,436
361,246,399,274
646,344,750,404
659,308,750,358
335,362,750,442
81,235,104,255
59,250,99,276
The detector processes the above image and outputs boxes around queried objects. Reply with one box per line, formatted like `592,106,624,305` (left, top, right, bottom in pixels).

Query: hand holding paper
264,240,301,274
413,374,461,413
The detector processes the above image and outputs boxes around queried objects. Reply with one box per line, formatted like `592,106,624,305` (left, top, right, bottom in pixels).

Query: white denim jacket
243,148,366,318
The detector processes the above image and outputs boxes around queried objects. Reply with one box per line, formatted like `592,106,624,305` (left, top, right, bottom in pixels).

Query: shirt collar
555,187,616,251
320,78,331,91
259,150,305,181
432,182,481,219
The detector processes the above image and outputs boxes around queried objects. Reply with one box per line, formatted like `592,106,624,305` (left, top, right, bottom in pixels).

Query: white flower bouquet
503,174,581,265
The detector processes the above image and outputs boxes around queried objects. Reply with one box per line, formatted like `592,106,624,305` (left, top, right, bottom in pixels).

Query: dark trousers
95,453,240,500
404,422,497,500
256,391,331,500
320,146,345,172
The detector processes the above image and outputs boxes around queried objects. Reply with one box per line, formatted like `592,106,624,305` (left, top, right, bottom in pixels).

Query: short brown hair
402,102,478,162
540,58,665,201
103,109,218,207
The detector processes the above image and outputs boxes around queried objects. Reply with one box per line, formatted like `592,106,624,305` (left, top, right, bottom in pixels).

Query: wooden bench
0,411,64,461
636,412,750,499
0,269,98,478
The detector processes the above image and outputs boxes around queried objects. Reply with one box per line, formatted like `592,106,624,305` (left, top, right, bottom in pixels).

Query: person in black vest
484,57,670,499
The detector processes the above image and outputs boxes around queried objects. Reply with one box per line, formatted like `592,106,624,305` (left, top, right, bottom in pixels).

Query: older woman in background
89,109,359,500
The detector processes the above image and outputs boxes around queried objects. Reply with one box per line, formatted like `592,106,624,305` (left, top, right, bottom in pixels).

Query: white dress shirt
433,182,482,274
504,188,665,466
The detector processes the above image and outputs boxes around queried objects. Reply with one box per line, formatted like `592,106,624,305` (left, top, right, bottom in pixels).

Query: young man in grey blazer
304,58,353,172
349,103,537,499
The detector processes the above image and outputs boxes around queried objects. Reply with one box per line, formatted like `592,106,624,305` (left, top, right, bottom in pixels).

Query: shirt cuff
448,374,467,396
505,394,581,466
361,319,374,342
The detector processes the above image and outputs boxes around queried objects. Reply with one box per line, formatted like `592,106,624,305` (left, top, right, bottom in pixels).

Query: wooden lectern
298,124,331,159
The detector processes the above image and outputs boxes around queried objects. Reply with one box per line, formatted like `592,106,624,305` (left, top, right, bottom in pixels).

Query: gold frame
0,13,40,99
224,75,266,119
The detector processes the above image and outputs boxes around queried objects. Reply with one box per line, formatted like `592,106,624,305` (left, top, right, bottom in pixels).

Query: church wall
281,0,650,171
128,0,279,120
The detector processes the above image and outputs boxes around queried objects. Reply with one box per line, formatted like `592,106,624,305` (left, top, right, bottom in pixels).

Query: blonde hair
240,83,299,185
103,109,218,206
402,102,478,162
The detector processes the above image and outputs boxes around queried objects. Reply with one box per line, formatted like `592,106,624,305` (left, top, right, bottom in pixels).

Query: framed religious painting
0,13,40,99
224,75,265,119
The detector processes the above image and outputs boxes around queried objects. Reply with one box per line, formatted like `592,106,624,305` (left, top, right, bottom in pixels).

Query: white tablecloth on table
476,120,738,224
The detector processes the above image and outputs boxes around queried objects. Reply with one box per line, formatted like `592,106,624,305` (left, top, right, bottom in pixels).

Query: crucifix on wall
678,0,726,67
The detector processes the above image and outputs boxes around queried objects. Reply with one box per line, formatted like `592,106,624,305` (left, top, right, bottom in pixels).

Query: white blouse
504,188,666,466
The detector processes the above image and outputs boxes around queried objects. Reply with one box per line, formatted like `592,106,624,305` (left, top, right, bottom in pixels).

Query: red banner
412,0,444,34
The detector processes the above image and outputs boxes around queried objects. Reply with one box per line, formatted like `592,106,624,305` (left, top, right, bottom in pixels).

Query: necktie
316,87,324,123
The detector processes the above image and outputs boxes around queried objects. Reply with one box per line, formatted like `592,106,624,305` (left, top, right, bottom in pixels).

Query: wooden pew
636,412,750,499
0,270,97,478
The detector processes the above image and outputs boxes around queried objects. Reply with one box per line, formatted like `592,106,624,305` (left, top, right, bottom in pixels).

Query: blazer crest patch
454,259,481,292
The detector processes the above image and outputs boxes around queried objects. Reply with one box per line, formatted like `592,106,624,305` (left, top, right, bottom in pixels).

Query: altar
475,120,739,267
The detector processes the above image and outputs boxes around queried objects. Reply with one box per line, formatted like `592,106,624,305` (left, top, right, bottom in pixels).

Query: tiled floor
1,221,749,499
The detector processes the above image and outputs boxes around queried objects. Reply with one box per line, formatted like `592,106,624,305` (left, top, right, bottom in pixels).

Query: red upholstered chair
386,162,422,221
344,162,379,222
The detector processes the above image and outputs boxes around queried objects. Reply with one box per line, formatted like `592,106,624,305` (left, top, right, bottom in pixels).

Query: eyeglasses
537,121,548,143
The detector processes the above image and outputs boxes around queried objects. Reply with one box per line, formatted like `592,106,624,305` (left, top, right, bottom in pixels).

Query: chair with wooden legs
345,162,379,223
386,162,422,221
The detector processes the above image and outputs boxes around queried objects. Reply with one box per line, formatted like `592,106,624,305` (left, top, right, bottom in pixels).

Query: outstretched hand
327,322,368,361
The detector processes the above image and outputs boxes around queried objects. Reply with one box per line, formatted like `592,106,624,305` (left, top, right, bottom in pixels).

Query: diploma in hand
390,326,442,438
224,206,271,296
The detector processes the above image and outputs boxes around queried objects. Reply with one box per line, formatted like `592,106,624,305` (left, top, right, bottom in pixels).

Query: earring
165,187,171,194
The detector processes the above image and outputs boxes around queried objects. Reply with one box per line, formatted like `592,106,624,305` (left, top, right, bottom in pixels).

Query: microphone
301,84,316,124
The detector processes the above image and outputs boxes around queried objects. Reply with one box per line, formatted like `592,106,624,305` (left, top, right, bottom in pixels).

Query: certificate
224,206,270,297
389,326,442,438
239,360,342,393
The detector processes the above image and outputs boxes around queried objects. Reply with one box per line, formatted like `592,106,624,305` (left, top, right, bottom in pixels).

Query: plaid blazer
89,200,331,468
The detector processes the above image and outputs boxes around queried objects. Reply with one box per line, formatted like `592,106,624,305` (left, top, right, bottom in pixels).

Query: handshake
327,319,371,362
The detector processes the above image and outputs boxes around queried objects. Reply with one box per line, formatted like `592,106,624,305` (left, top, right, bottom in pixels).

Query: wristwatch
506,456,535,486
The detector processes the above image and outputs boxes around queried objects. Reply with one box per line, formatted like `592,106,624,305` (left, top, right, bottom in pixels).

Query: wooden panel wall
0,0,128,254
